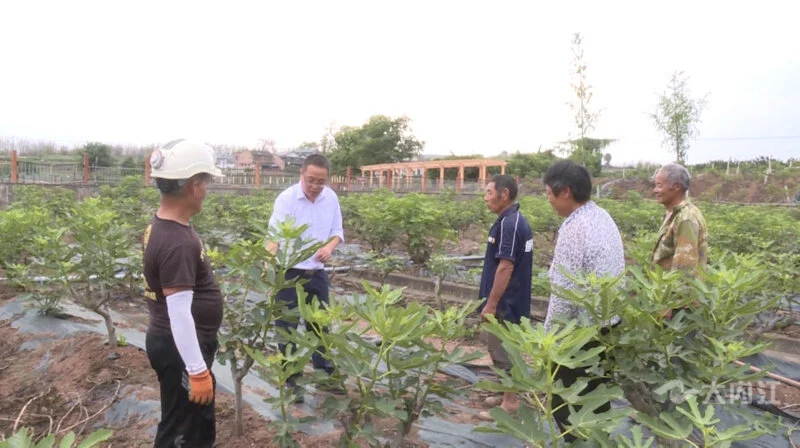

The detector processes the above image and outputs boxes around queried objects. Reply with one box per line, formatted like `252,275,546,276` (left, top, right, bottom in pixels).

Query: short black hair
543,160,592,203
156,173,212,197
302,153,330,172
490,174,518,201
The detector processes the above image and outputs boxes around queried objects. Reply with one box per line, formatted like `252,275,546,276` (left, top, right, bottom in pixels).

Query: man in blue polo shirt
478,174,533,415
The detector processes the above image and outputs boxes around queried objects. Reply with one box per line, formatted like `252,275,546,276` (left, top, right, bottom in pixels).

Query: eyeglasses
304,175,327,186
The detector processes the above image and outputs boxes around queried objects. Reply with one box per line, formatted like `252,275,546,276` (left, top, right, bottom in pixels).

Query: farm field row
0,180,798,447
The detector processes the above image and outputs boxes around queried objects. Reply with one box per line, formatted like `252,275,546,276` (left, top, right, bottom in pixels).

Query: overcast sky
1,0,798,165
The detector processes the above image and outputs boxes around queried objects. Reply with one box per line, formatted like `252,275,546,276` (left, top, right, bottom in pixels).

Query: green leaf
374,398,408,420
320,395,350,419
653,379,685,397
34,434,56,448
76,429,113,448
3,427,35,448
57,432,75,448
474,406,547,443
636,411,693,440
615,425,655,448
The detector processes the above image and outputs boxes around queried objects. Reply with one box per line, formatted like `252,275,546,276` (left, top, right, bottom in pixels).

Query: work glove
186,370,214,405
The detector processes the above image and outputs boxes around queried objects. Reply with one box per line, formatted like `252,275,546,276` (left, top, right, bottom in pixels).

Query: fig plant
213,219,325,436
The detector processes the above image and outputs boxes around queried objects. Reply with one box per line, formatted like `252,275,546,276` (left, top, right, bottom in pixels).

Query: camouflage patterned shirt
652,199,708,272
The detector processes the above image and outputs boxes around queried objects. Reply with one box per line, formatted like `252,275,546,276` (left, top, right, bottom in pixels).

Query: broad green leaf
614,425,655,448
76,429,113,448
636,411,692,440
474,406,547,443
374,398,407,420
57,432,75,448
3,427,35,448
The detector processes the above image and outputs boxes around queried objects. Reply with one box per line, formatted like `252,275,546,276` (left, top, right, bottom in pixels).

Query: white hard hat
149,139,224,179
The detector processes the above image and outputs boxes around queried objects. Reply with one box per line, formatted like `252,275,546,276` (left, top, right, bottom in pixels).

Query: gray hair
657,163,691,192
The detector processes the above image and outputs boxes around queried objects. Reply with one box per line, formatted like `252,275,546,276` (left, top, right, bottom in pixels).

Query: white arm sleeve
166,290,208,375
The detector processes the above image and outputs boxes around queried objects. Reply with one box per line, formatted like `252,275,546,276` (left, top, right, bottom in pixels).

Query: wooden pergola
360,158,507,191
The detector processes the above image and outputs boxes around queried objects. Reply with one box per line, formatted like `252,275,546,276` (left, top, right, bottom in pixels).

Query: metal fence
213,168,257,185
0,161,11,183
345,177,486,194
0,160,490,194
90,166,145,184
17,161,83,184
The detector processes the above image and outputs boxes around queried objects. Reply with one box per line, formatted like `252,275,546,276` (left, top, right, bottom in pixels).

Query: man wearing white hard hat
142,139,224,447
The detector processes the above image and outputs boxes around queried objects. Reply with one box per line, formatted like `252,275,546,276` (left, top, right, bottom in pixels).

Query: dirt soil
759,383,800,410
0,319,345,447
441,225,485,257
775,323,800,340
0,307,439,448
605,173,798,203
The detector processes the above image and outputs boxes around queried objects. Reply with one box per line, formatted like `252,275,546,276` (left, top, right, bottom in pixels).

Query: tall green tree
650,71,708,164
82,142,113,167
330,115,423,172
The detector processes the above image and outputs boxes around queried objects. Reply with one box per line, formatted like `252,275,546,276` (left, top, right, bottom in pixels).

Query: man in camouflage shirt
652,163,708,273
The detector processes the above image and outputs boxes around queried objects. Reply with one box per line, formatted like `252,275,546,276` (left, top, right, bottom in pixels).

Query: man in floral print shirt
652,163,708,273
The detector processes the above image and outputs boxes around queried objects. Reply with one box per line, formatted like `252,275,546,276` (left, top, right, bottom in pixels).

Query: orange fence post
83,153,89,184
255,163,261,186
422,169,427,192
346,166,352,191
144,152,151,186
11,150,18,183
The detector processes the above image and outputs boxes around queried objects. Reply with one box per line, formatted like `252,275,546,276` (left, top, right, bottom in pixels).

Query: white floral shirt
544,201,625,331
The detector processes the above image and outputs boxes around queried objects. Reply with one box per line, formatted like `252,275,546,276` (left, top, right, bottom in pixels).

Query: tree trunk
391,421,413,448
95,303,117,349
231,363,244,436
434,277,444,310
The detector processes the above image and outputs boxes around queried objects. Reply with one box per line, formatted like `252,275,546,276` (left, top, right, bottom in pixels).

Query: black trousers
551,325,615,442
146,332,218,448
275,269,333,385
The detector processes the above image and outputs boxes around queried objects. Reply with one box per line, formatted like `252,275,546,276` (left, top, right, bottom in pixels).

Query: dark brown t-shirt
142,215,223,344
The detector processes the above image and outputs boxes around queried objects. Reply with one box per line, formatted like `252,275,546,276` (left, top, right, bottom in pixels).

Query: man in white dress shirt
268,153,344,402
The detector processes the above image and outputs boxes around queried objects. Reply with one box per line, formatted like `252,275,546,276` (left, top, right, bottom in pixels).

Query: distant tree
604,152,612,167
83,142,113,167
296,141,319,152
506,150,561,178
564,138,613,177
257,138,278,154
650,71,708,164
568,34,601,155
330,115,424,172
566,33,608,176
319,122,338,154
121,156,137,169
